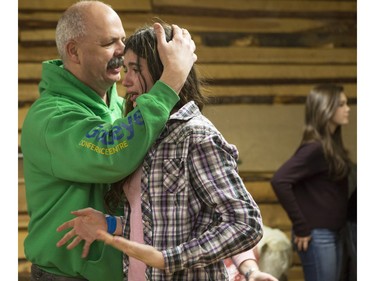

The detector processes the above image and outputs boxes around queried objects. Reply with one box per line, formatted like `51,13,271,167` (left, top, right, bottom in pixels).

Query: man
57,23,264,280
21,1,197,281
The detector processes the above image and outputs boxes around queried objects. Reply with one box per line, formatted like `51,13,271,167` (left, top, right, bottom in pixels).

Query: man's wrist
159,69,185,94
105,215,117,234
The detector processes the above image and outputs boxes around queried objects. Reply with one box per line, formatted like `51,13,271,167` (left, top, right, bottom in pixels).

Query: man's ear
66,40,80,64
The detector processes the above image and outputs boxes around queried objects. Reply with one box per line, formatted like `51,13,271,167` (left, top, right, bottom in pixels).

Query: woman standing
271,84,352,281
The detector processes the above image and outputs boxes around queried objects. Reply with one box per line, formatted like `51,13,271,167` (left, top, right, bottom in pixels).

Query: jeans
293,228,344,281
31,264,88,281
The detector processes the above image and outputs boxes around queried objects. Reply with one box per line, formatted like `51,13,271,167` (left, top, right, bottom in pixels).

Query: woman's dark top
347,189,357,223
271,141,348,237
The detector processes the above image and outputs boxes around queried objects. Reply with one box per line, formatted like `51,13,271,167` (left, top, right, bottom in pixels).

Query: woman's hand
240,259,279,281
249,270,279,281
294,235,311,252
56,208,107,258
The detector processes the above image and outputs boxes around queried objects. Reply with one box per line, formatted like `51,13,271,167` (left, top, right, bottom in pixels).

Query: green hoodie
21,60,179,281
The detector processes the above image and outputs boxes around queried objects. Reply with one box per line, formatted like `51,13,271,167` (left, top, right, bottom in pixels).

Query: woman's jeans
293,228,344,281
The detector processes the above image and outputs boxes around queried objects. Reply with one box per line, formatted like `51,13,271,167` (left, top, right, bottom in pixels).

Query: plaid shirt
122,101,263,280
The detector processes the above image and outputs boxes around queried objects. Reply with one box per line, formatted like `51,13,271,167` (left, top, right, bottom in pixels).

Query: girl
271,84,352,281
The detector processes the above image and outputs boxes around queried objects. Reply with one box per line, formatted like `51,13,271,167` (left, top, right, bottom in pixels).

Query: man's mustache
107,56,124,70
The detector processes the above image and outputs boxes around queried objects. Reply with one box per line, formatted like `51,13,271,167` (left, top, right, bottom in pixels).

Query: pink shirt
224,249,257,281
231,249,256,267
123,168,146,281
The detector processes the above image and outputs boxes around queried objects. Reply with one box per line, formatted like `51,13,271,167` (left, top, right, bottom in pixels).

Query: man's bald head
55,1,117,61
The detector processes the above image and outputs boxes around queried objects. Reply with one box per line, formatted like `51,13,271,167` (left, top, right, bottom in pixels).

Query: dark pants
31,264,88,281
340,221,357,281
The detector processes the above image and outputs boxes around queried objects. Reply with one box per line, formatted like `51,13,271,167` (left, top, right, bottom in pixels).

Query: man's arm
24,25,197,184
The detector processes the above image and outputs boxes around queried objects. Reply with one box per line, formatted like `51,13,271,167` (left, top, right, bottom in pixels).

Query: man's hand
155,23,197,94
56,208,107,258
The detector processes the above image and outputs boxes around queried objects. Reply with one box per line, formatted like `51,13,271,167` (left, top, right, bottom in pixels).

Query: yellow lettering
79,140,129,155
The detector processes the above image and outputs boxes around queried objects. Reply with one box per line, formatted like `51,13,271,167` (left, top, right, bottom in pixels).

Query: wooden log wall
18,1,357,280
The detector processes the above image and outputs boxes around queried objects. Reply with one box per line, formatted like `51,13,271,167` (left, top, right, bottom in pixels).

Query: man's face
122,49,154,108
75,7,126,95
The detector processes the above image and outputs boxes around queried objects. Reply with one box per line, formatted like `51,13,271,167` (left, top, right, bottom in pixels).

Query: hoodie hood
38,59,121,117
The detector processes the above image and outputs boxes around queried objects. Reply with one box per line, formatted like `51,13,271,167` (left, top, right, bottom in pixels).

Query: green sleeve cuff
145,80,180,110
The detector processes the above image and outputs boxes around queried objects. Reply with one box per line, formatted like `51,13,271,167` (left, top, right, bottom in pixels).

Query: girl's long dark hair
105,22,208,213
302,84,351,180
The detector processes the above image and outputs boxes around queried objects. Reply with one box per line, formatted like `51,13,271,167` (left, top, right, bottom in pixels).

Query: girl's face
122,49,154,108
329,92,350,132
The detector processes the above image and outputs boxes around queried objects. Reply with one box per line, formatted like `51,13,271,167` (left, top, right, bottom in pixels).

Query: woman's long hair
302,84,351,180
105,22,208,213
